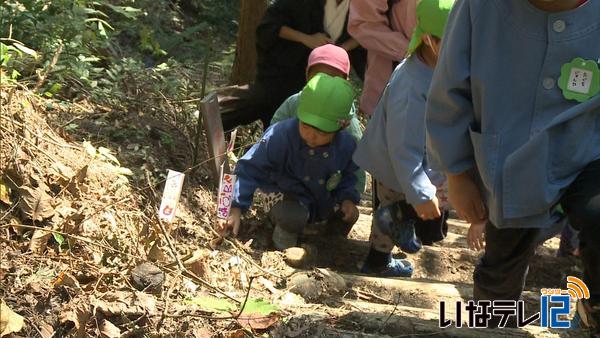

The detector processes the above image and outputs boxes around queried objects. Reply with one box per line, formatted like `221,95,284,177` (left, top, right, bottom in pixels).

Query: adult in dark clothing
220,0,367,132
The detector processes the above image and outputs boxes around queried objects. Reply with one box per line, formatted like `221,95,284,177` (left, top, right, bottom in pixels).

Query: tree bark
229,0,267,85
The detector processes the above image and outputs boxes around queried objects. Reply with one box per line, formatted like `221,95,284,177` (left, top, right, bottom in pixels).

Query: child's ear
422,34,434,49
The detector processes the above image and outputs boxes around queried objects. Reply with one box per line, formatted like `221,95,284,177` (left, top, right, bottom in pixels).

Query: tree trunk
229,0,267,85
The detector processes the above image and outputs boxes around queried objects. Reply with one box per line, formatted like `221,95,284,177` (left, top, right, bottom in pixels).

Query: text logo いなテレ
439,276,589,329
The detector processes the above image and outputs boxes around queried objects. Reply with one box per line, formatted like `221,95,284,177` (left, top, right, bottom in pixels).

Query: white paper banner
158,170,185,222
217,166,236,220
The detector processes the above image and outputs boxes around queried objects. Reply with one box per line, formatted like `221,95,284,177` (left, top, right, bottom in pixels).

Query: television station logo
439,276,589,329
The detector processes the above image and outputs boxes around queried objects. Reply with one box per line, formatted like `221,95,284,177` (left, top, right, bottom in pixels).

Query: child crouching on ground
218,73,360,250
353,0,456,277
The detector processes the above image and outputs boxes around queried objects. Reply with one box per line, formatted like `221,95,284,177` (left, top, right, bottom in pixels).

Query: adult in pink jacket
348,0,417,116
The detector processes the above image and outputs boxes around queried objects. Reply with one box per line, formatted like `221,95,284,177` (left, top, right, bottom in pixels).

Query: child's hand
447,172,487,224
413,197,442,221
217,207,242,237
340,200,359,224
467,222,486,251
467,222,485,251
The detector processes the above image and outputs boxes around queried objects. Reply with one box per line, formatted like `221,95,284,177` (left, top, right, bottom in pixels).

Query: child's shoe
373,204,422,254
361,257,414,278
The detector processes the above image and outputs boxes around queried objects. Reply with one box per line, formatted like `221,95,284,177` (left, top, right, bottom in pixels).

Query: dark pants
219,80,301,132
268,198,354,238
474,159,600,327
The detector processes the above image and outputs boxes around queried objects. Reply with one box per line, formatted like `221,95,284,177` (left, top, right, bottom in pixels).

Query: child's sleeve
387,87,437,206
256,0,294,51
270,94,298,125
426,0,477,174
232,130,282,212
333,142,361,205
348,0,413,61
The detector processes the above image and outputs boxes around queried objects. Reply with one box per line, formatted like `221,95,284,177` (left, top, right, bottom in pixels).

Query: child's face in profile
299,121,336,148
307,64,348,81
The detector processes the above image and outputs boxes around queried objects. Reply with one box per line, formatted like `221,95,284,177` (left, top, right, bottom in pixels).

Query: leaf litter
0,89,291,336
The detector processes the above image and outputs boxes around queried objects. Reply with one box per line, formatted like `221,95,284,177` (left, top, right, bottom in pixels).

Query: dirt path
267,207,587,337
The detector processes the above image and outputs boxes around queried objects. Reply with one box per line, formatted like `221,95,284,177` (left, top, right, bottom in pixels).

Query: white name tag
566,67,593,94
158,170,185,222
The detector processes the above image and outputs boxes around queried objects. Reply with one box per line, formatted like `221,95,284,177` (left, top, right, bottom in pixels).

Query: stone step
340,273,542,312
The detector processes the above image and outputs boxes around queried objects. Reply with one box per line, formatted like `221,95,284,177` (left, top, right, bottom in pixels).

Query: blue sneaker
361,257,414,278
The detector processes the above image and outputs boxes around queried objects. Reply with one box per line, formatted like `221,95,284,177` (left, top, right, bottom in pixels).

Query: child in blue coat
354,0,456,278
219,73,361,251
426,0,599,331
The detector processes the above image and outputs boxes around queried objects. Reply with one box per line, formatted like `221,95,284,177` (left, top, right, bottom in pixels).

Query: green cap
297,72,355,133
407,0,456,55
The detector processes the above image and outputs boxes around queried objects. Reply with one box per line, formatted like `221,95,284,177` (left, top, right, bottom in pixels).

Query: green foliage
184,296,279,315
0,0,238,96
1,0,240,167
241,298,279,315
185,295,236,313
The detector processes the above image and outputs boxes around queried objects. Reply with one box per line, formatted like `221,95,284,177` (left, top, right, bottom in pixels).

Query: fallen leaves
0,300,24,337
236,298,280,330
59,291,158,337
53,272,81,289
185,296,281,331
50,161,75,187
95,291,158,317
19,185,55,222
186,295,236,313
59,302,91,338
38,321,54,338
99,319,121,338
0,182,11,205
237,313,279,331
29,229,52,254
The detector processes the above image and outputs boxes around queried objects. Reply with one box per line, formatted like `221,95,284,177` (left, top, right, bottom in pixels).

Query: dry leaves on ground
19,185,55,222
0,300,24,337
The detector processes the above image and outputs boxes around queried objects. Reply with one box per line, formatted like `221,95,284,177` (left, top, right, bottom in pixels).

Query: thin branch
0,223,141,260
34,41,64,92
379,295,400,333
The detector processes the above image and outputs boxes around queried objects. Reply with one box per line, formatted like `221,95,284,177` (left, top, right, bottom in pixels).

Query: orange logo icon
566,276,590,300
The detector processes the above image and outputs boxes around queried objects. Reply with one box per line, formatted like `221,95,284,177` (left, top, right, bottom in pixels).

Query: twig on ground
0,114,80,150
24,316,44,337
0,202,19,222
378,294,400,333
163,276,258,321
0,124,58,161
208,226,285,279
157,219,184,270
157,270,182,331
0,223,141,260
154,218,238,303
355,289,393,305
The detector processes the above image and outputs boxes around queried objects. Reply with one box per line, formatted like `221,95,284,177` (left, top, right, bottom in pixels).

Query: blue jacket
232,118,361,222
270,92,367,193
426,0,600,228
354,55,440,206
